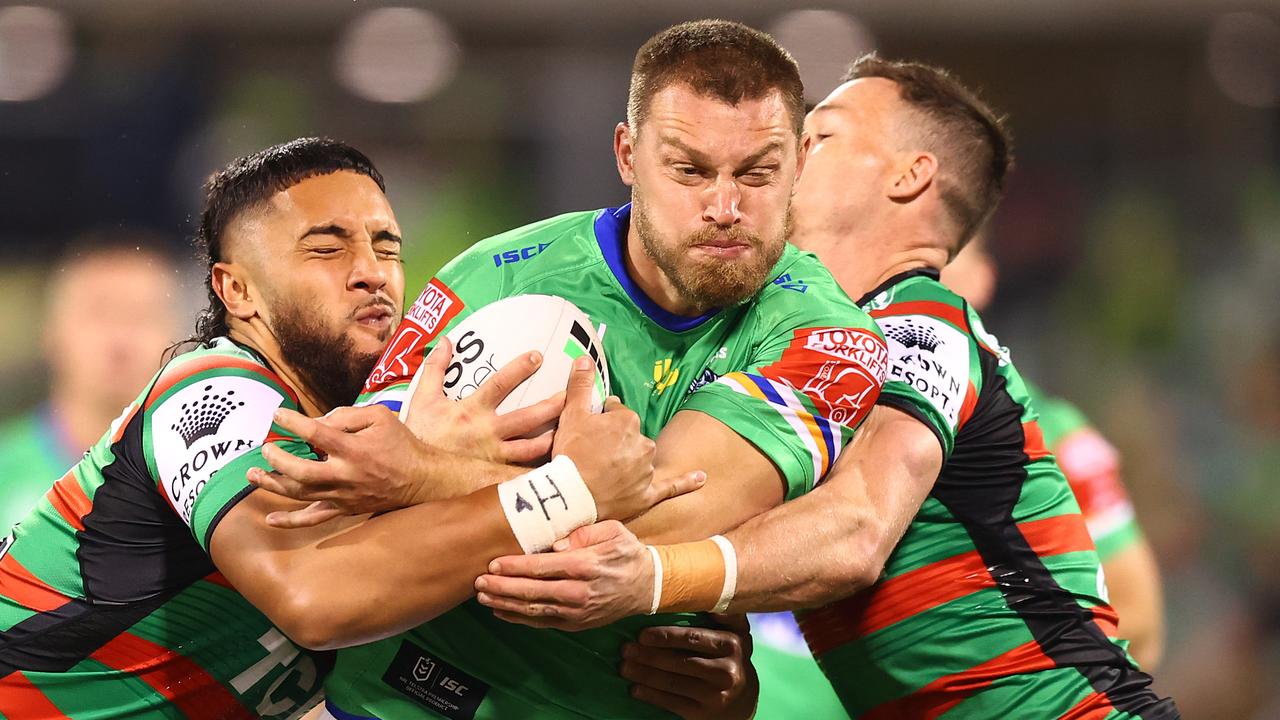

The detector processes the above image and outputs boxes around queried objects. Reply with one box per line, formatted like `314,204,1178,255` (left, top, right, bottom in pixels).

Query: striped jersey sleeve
680,281,888,499
140,348,316,551
866,281,986,459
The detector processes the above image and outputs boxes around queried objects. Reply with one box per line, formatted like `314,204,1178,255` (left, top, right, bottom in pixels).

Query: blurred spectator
0,233,184,531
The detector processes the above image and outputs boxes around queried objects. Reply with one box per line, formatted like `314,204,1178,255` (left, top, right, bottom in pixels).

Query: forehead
808,77,903,128
642,83,795,151
266,171,393,225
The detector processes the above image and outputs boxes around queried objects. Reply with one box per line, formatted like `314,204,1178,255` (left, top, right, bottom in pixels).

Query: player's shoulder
144,339,297,416
863,270,967,323
751,245,878,333
437,208,604,282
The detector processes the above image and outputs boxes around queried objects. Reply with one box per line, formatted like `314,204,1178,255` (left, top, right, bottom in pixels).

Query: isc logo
440,676,469,696
493,242,552,267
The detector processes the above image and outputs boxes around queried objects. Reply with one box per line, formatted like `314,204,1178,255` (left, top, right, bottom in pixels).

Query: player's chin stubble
268,297,384,410
634,192,789,313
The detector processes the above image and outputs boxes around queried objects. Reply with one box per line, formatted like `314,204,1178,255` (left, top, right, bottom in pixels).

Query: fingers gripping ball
401,294,610,425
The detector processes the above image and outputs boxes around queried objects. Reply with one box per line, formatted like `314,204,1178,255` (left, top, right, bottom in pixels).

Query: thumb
551,519,626,552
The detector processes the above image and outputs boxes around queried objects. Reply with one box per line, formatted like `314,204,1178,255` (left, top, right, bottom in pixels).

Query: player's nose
702,178,741,227
348,242,388,293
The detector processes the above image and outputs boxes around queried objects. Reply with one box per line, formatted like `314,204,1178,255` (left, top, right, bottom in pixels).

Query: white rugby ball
399,294,609,424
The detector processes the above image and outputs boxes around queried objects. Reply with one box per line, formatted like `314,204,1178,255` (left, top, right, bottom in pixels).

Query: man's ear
211,261,257,323
888,152,937,201
792,133,812,194
614,122,636,187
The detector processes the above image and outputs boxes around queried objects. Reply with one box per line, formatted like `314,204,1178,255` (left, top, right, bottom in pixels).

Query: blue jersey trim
324,700,379,720
593,204,718,333
743,373,837,465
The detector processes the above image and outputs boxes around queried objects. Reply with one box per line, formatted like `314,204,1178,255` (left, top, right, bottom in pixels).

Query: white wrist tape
709,534,738,613
646,545,663,615
497,455,597,554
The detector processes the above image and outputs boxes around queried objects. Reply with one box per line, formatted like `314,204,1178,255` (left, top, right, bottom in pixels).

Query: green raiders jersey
0,339,327,719
1026,385,1143,562
0,409,82,533
331,204,889,720
796,270,1178,719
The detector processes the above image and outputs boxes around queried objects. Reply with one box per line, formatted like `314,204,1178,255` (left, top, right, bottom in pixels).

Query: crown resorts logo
171,385,246,447
884,319,943,353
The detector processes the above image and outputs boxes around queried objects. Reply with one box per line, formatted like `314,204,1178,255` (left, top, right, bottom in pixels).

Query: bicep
627,410,785,544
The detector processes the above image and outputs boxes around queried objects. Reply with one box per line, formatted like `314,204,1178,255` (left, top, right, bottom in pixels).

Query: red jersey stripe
0,672,73,719
871,301,969,332
1060,691,1116,719
1090,604,1120,638
0,555,70,613
89,631,255,720
801,514,1096,656
45,473,93,533
861,640,1056,720
801,552,991,655
1023,420,1051,461
146,355,296,409
1018,514,1096,557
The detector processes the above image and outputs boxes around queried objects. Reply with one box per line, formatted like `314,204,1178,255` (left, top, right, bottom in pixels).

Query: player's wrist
497,455,598,553
644,535,738,614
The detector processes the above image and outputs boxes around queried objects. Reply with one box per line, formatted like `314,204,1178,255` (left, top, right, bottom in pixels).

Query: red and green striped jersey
0,408,83,533
0,339,328,720
796,270,1178,719
1027,385,1143,562
328,204,888,720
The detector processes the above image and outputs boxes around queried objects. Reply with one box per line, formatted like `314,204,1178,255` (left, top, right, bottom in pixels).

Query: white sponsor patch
879,314,970,429
151,376,285,526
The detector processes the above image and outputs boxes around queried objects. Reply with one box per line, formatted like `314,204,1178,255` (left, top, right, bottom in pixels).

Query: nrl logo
412,656,437,683
885,320,942,353
171,385,246,448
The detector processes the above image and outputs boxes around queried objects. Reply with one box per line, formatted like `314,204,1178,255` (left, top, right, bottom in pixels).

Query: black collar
856,267,941,306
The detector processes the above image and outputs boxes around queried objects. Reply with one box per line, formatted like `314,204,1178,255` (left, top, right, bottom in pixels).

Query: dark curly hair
188,137,386,346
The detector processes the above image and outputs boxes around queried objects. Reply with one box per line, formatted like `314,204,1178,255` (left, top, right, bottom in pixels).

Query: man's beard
269,297,390,410
633,189,789,314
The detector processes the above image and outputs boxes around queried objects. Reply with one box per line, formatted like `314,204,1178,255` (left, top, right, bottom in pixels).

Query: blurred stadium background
0,1,1277,715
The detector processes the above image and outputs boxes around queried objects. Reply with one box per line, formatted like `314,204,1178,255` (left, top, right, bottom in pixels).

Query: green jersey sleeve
141,346,316,551
680,274,889,499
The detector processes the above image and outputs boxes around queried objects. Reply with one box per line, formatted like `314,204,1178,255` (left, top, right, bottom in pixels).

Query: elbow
833,522,889,594
271,585,378,652
272,589,348,652
788,516,888,609
273,585,453,652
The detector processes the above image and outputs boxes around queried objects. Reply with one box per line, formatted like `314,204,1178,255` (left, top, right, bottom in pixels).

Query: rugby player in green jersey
0,236,183,532
0,138,714,719
258,20,889,720
943,238,1167,671
476,57,1181,718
